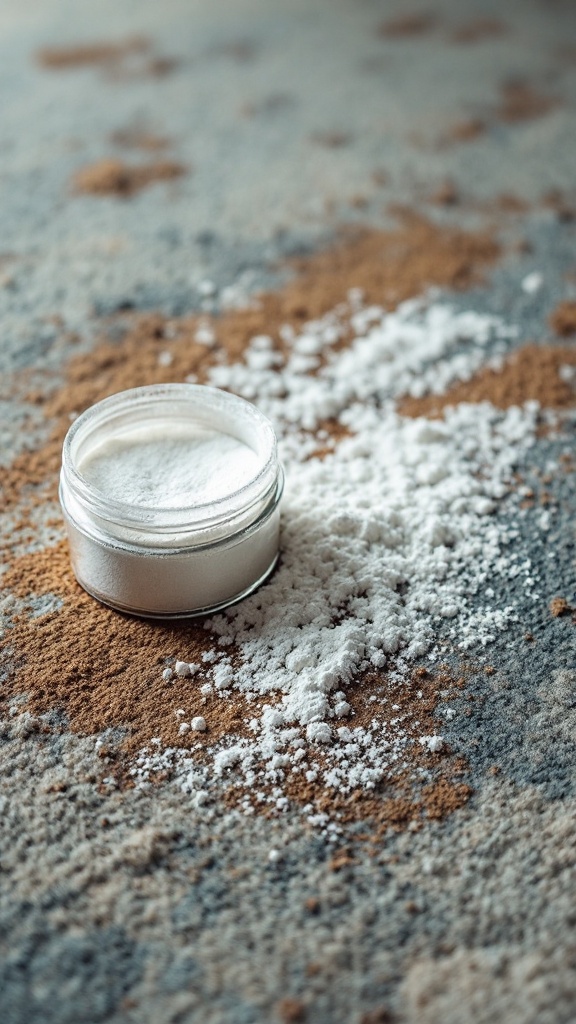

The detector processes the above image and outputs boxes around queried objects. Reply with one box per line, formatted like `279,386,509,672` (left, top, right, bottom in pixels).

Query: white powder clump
420,735,444,753
306,722,332,744
521,271,543,294
191,717,207,732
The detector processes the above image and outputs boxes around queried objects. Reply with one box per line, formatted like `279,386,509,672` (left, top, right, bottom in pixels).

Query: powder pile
130,294,540,817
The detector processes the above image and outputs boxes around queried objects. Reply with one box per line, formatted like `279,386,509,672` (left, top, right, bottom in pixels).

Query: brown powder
542,189,576,224
429,179,460,207
550,596,571,617
398,343,576,419
496,81,560,123
72,159,187,197
222,667,471,828
449,19,507,44
489,193,530,214
549,301,576,337
360,1009,394,1024
36,37,150,69
311,131,352,149
142,58,180,79
444,118,487,144
109,128,171,152
1,540,267,756
378,12,437,38
276,998,307,1024
35,38,179,81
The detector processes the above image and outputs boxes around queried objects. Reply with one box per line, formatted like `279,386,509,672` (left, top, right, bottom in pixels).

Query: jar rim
61,383,280,533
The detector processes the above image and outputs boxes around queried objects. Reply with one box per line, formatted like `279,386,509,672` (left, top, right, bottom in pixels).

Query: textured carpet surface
1,2,576,1022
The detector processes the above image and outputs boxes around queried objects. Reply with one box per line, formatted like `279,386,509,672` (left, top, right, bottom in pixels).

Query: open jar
59,384,283,618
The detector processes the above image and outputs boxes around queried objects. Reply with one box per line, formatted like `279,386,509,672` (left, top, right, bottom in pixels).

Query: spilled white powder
80,421,260,508
129,293,539,814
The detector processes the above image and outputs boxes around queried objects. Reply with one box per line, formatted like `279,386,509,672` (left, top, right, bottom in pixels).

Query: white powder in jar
79,422,261,509
60,385,283,616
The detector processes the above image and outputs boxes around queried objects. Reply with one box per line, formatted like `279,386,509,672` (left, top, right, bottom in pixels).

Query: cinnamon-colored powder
444,118,487,144
378,12,437,38
542,189,576,224
36,37,150,69
109,128,171,152
449,19,507,44
35,38,179,80
222,668,471,826
2,541,268,757
276,998,307,1024
550,596,571,618
72,159,187,197
429,179,460,207
496,81,560,123
550,301,576,337
398,343,576,419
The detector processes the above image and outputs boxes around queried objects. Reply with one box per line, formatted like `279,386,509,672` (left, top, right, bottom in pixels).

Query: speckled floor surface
1,2,576,1022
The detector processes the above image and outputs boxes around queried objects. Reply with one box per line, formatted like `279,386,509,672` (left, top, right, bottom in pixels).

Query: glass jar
59,383,283,617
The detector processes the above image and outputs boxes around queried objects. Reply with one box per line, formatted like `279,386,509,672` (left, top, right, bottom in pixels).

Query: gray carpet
1,2,576,1022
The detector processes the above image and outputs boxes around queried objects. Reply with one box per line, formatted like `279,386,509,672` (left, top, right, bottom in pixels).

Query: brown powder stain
109,128,171,152
35,38,179,80
378,12,438,38
276,998,307,1024
224,668,471,828
398,343,576,419
550,301,576,337
72,159,187,197
1,213,500,515
444,118,487,144
489,193,530,214
542,189,576,224
311,131,352,149
36,37,149,69
1,541,264,756
550,596,571,618
496,81,561,123
449,19,508,44
429,179,460,207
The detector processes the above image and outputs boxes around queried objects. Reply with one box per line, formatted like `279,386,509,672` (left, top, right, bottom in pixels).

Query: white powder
79,421,260,509
130,293,538,813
